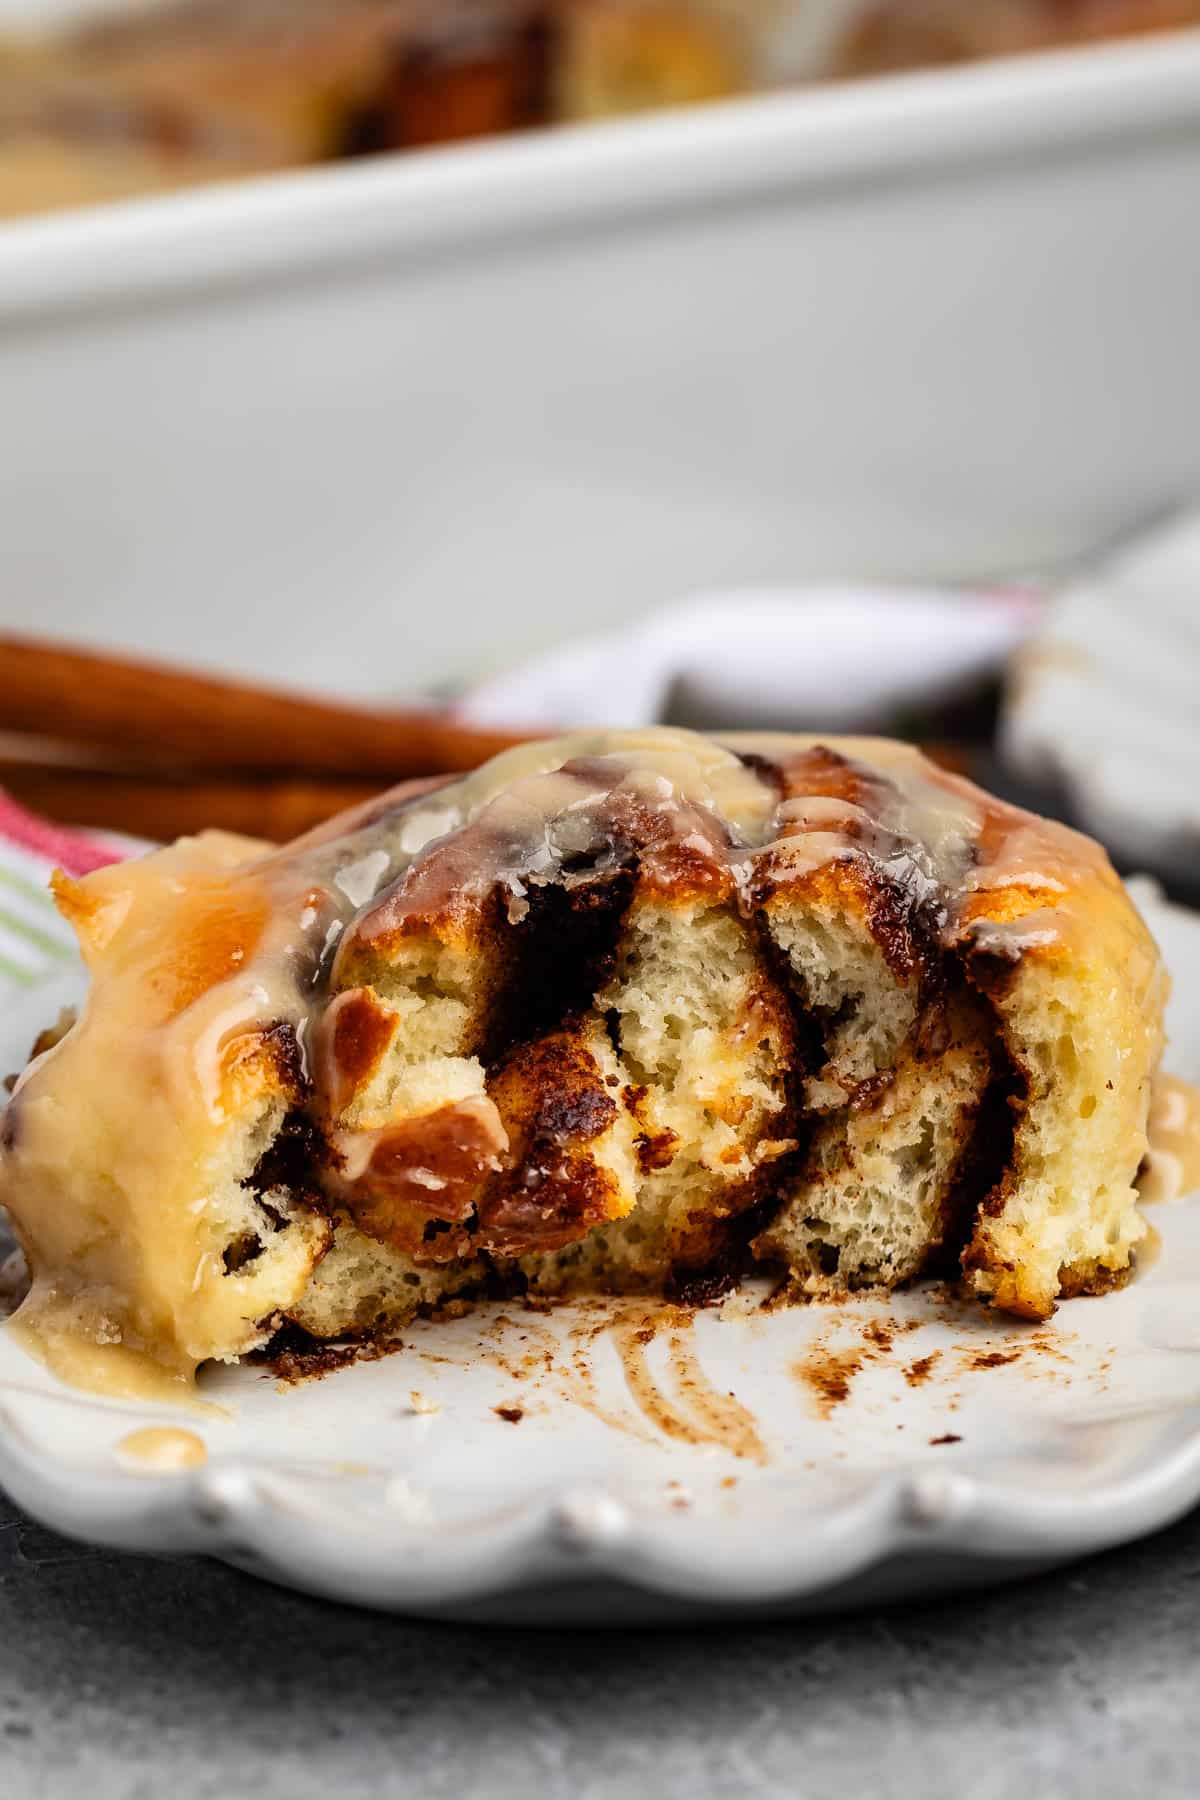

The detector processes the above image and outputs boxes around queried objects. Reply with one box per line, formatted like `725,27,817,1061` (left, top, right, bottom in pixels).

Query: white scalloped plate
2,883,1199,1623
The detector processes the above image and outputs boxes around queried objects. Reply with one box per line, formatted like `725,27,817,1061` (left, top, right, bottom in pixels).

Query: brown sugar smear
0,728,1167,1400
791,1346,868,1419
613,1305,768,1464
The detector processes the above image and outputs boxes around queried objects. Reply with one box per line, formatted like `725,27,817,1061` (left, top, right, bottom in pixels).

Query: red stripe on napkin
0,791,125,877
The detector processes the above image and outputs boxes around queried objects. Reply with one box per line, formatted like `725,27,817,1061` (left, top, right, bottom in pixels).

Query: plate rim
4,1369,1200,1613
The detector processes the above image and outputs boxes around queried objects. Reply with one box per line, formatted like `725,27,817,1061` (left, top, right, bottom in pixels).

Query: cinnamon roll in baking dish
0,729,1166,1398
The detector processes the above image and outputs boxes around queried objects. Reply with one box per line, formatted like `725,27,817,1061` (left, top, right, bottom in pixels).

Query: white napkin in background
1004,505,1200,879
459,584,1039,734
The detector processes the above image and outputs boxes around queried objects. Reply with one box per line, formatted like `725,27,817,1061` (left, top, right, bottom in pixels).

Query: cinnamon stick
0,762,381,843
0,636,532,780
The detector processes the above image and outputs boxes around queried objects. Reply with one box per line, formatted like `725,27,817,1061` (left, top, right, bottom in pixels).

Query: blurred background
0,0,1197,896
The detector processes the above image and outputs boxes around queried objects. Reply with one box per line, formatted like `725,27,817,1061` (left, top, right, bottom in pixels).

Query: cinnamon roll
0,728,1166,1399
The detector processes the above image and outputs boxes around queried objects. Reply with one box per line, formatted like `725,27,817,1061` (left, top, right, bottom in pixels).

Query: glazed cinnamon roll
0,728,1166,1398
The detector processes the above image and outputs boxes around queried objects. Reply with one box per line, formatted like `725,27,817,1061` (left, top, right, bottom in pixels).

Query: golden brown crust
220,1017,309,1115
479,1028,631,1255
758,856,935,995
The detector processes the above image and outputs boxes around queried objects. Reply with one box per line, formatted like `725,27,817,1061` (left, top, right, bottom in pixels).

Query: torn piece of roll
0,728,1166,1398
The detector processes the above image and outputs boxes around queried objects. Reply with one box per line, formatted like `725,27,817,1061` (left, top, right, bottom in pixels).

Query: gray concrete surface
2,1489,1198,1800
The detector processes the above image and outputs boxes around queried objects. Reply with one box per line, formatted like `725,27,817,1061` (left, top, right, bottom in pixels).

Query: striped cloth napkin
0,793,125,998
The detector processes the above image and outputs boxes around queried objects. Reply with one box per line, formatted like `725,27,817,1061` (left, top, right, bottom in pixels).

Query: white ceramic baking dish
1,30,1198,698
